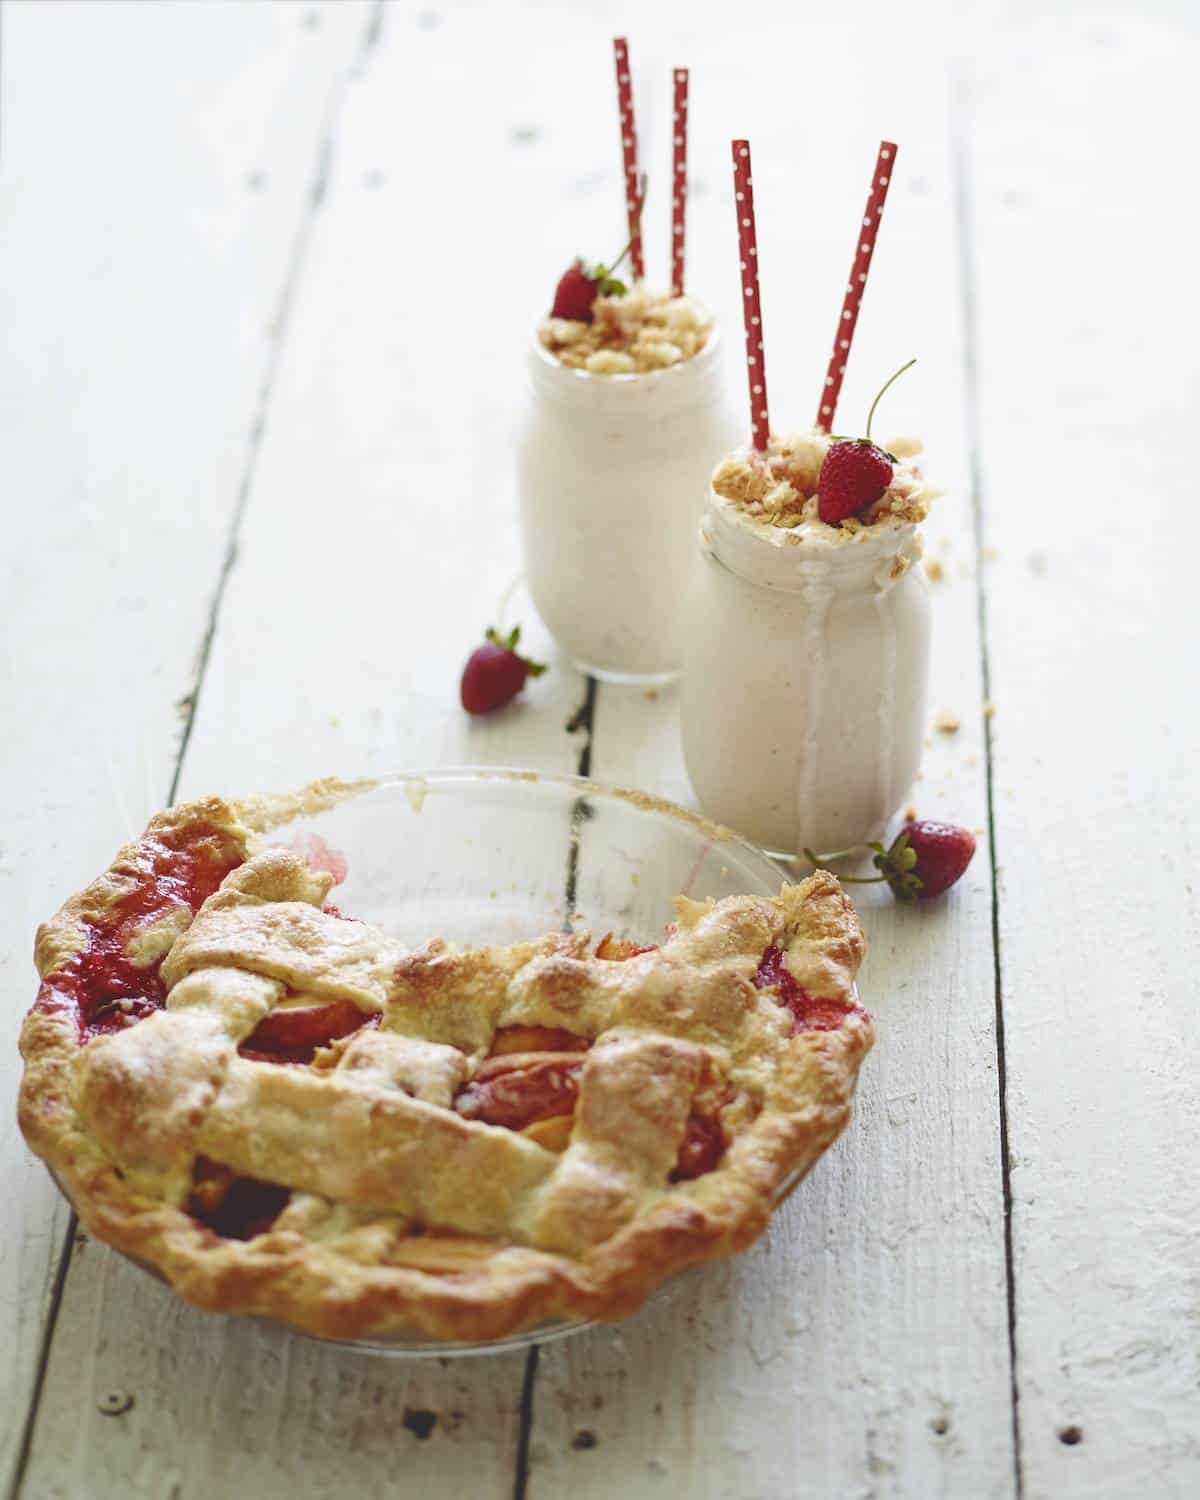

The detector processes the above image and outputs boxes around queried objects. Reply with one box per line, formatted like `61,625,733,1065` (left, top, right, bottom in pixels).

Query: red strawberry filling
670,1111,726,1181
289,831,348,884
753,944,857,1034
35,820,245,1043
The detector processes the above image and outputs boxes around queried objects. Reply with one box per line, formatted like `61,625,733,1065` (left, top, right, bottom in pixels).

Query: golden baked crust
19,788,872,1343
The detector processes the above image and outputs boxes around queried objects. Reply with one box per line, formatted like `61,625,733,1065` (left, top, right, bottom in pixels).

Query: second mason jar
680,488,932,856
516,334,740,684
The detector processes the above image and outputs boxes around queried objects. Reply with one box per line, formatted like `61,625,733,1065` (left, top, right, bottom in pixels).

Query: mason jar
680,489,932,855
516,334,740,684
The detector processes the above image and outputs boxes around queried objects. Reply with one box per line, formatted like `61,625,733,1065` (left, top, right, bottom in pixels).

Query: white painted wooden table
2,2,1197,1496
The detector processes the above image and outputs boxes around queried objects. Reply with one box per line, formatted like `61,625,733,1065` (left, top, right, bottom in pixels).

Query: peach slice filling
456,1051,586,1132
188,937,735,1242
451,1025,590,1154
238,998,374,1065
594,934,657,961
487,1024,591,1057
456,1018,729,1181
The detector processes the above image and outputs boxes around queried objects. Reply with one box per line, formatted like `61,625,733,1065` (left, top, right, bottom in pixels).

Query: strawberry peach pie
19,785,871,1342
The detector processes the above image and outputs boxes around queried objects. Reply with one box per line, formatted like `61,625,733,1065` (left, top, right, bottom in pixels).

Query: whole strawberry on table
460,626,546,715
807,819,977,902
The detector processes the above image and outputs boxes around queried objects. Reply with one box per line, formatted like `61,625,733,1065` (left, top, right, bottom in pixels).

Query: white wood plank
0,1,371,1491
535,11,1016,1499
28,1239,531,1500
968,12,1200,1499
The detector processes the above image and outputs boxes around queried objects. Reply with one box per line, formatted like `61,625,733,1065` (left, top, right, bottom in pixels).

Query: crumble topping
711,429,938,539
539,285,714,375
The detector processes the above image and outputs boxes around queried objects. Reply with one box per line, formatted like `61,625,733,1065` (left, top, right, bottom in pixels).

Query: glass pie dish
40,768,847,1358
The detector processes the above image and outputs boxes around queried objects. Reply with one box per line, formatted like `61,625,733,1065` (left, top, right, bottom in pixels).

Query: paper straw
671,69,689,297
731,140,770,452
613,38,645,281
815,141,898,432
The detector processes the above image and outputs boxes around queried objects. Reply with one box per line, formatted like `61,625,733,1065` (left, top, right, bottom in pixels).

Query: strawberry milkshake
517,251,738,683
680,374,938,856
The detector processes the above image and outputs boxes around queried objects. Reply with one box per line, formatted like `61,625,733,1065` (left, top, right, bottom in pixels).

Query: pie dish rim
19,769,873,1348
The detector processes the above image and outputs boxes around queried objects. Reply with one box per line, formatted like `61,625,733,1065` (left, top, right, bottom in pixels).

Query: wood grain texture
26,1235,531,1500
968,12,1200,1499
0,1,370,1491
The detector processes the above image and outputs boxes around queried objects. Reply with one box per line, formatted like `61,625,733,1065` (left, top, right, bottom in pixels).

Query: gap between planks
170,0,388,805
515,672,599,1500
5,6,387,1496
7,1220,77,1500
949,57,1023,1500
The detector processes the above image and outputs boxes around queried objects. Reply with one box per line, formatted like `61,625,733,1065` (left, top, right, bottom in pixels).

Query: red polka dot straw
815,141,899,432
671,68,689,297
731,140,770,453
613,38,644,281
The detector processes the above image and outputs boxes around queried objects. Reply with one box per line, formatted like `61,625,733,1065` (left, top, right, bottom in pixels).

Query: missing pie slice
19,785,872,1343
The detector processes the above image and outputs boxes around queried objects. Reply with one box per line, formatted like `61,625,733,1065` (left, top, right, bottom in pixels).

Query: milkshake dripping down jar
680,478,932,857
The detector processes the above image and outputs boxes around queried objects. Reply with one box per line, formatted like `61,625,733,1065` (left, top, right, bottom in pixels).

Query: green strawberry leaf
484,623,546,676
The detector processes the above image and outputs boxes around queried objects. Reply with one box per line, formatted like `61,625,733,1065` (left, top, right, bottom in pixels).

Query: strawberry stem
605,174,648,282
864,358,917,445
484,623,547,677
803,845,861,865
802,848,885,884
